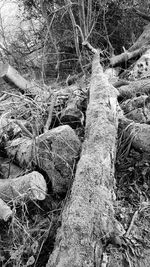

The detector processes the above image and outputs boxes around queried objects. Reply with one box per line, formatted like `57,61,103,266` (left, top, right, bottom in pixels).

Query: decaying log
129,23,150,52
110,47,146,67
6,125,81,194
119,117,150,153
0,63,50,101
46,52,123,267
104,68,131,88
118,78,150,99
0,198,12,221
121,95,149,112
129,49,150,80
0,171,47,202
121,95,150,123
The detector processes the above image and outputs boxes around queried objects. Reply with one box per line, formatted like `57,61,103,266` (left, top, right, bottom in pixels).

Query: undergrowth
112,127,150,265
0,195,62,267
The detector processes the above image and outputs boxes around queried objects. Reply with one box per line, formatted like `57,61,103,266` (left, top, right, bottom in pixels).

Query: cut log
6,125,81,194
119,117,150,153
0,198,12,221
46,52,123,267
0,63,50,101
0,171,47,202
118,78,150,99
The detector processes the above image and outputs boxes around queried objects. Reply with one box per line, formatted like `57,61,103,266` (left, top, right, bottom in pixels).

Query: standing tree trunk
46,52,122,267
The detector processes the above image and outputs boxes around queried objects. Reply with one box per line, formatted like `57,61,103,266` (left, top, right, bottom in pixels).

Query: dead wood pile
1,14,150,267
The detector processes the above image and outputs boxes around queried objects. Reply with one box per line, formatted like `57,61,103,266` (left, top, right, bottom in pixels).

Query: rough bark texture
6,125,81,194
119,117,150,153
129,49,150,79
128,23,150,52
121,95,150,123
0,171,47,202
110,47,146,67
46,53,122,267
118,78,150,99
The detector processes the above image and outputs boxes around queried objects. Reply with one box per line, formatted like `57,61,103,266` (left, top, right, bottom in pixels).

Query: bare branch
82,40,99,54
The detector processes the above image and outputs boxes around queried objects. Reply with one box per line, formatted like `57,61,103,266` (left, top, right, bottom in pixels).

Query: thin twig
82,40,98,54
125,210,139,238
14,120,33,139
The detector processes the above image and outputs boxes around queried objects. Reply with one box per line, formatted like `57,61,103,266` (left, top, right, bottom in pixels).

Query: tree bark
129,23,150,52
118,78,150,99
46,52,123,267
0,171,47,202
119,116,150,153
6,125,81,194
110,23,150,66
110,47,146,67
0,63,50,101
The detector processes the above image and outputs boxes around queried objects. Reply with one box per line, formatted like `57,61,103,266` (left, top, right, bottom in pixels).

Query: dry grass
0,195,61,267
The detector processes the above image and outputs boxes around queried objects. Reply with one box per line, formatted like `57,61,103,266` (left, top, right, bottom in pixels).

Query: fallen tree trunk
110,46,146,66
110,23,150,66
118,78,150,99
0,171,47,202
0,63,50,101
129,23,150,52
46,52,123,267
128,48,150,80
119,117,150,153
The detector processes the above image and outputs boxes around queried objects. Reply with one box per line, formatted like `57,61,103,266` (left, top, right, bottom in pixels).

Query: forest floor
0,75,150,267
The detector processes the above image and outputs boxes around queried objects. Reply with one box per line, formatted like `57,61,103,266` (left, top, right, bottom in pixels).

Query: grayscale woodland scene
1,1,150,266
